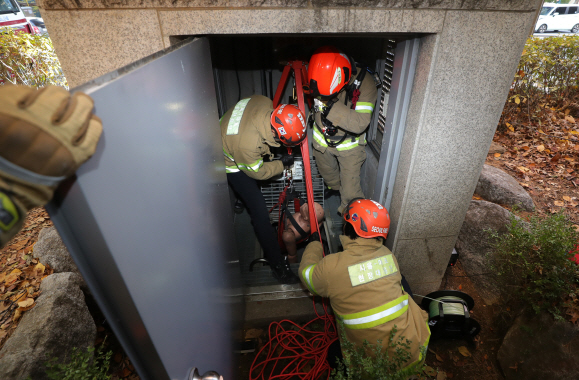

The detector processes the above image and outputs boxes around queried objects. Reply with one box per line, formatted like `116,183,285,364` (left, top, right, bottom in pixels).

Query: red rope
249,298,338,380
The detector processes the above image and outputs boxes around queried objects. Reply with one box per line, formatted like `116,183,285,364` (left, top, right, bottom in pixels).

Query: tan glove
0,85,103,247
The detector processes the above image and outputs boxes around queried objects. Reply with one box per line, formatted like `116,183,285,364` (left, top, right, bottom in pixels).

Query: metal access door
46,38,241,380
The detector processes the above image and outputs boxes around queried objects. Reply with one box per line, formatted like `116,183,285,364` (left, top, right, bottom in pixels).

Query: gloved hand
307,232,320,244
0,85,103,247
280,154,294,168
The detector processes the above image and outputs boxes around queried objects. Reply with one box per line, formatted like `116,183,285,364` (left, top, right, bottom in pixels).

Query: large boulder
455,200,514,305
0,273,96,380
498,312,579,380
475,164,535,211
34,226,82,277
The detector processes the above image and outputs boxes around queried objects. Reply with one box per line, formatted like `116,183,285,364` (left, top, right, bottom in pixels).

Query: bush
490,213,579,318
501,35,579,126
0,28,67,88
331,324,424,380
44,344,113,380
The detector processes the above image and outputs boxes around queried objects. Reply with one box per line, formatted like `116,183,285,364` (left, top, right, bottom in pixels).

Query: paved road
533,31,577,38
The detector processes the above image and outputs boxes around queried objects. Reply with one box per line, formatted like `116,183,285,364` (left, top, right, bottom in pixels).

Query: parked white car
535,3,579,33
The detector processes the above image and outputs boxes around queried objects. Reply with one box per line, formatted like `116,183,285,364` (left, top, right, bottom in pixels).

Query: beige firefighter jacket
299,236,430,367
221,95,284,181
313,66,378,153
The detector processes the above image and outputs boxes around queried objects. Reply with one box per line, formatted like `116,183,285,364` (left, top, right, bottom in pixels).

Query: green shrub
490,213,579,318
331,324,424,380
502,35,579,126
0,27,67,88
44,344,113,380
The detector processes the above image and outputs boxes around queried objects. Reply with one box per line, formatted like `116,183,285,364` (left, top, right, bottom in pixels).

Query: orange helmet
343,199,390,239
271,104,307,147
307,46,352,97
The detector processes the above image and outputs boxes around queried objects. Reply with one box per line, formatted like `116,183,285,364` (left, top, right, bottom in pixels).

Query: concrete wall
39,0,542,294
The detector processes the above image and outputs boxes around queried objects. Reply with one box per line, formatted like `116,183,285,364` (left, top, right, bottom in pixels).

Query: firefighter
0,85,103,248
281,202,324,264
307,46,378,215
298,198,430,369
221,95,307,284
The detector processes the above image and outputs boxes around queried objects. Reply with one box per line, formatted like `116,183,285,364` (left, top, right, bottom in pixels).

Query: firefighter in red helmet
298,199,430,370
307,46,378,215
221,95,306,283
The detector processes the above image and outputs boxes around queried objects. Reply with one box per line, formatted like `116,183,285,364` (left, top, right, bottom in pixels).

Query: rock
0,273,96,380
475,164,535,211
488,141,506,154
34,226,82,277
498,312,579,380
455,200,515,305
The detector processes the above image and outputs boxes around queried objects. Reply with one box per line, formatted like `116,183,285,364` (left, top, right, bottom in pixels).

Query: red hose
249,298,337,380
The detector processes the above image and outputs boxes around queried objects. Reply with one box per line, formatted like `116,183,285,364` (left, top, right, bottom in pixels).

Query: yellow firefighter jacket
313,66,378,153
299,236,431,367
221,95,284,181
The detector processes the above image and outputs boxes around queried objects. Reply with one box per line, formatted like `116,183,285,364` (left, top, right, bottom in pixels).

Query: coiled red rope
249,298,338,380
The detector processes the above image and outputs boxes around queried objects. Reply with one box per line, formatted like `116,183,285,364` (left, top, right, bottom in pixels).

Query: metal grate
261,156,324,223
377,39,396,134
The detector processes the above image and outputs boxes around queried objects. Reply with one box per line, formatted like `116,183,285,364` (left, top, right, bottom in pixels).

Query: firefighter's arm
235,148,283,181
0,85,102,247
326,75,378,135
298,241,330,297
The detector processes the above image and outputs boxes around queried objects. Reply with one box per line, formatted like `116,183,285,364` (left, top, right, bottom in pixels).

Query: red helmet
344,199,390,239
307,46,352,97
271,104,307,147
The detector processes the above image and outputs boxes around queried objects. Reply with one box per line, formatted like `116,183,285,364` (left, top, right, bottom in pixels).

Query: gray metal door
46,38,241,380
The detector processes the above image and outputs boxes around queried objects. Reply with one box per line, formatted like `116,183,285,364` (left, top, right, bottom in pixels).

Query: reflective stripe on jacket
298,236,430,366
312,67,377,153
221,95,283,180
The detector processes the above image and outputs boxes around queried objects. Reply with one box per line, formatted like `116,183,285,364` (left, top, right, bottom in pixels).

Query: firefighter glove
0,85,103,247
307,232,320,245
280,154,294,168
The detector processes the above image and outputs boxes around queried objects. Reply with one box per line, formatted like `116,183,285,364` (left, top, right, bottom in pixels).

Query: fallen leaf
0,272,5,283
458,284,462,290
537,144,545,152
34,262,45,275
437,372,447,380
510,362,518,371
563,196,572,202
458,346,471,357
494,153,501,157
446,373,454,379
17,298,34,308
552,153,562,163
517,166,530,172
423,366,437,376
554,201,565,207
4,269,22,285
566,115,576,123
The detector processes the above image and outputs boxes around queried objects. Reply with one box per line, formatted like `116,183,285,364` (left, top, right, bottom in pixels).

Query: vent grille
377,40,396,134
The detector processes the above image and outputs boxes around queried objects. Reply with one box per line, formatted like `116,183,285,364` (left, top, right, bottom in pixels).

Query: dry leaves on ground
492,97,579,228
0,207,53,350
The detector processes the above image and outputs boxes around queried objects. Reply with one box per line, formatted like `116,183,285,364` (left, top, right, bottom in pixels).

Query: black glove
307,232,320,244
281,155,294,167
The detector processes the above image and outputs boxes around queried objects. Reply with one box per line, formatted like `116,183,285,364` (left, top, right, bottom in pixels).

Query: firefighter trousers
313,145,366,214
227,171,283,267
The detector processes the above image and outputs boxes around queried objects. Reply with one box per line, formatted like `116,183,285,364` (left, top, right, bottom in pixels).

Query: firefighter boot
271,256,299,284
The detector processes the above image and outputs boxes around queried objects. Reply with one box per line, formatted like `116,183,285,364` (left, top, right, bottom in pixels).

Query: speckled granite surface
42,9,164,88
159,8,445,36
38,0,538,11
